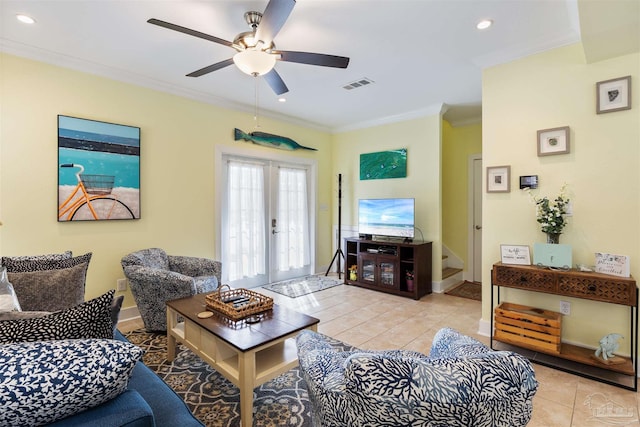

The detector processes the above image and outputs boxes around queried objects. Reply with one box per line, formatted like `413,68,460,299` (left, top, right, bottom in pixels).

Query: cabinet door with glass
358,253,398,289
358,253,377,284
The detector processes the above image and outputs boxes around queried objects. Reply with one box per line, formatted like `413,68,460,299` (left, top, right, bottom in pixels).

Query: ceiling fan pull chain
254,74,261,129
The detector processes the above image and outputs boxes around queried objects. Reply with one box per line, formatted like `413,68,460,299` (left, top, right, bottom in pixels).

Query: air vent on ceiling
343,77,375,90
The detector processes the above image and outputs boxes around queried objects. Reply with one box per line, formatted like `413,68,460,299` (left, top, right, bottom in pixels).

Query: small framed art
486,165,510,193
537,126,570,156
597,76,631,114
500,245,531,265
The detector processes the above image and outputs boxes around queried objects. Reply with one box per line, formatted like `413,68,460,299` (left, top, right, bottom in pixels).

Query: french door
221,155,312,288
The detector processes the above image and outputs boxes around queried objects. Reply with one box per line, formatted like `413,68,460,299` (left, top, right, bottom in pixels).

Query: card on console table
595,253,630,278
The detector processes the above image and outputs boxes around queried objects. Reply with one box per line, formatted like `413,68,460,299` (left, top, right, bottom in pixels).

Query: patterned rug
445,281,482,301
261,274,343,298
123,329,355,427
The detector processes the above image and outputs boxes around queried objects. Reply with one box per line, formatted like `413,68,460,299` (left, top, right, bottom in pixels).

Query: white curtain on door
277,167,310,271
226,161,266,281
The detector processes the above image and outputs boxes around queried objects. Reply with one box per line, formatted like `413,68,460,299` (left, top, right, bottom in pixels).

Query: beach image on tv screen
358,198,414,238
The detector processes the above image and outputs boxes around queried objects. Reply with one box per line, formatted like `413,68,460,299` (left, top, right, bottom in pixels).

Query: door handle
475,225,482,230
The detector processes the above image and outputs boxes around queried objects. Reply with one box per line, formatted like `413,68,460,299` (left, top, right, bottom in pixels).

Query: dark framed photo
486,165,510,193
597,76,631,114
58,115,140,221
537,126,570,156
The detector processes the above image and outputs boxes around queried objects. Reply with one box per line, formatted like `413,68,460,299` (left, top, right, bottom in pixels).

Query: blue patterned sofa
296,328,538,427
121,248,221,331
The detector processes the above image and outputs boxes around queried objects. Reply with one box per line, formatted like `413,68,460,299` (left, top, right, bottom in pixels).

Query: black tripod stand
325,174,345,278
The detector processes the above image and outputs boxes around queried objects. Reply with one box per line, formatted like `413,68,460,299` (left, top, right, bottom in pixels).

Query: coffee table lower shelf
492,339,637,391
169,321,301,386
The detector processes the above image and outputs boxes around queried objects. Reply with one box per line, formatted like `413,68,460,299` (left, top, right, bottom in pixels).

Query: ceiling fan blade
263,69,289,95
277,50,350,68
255,0,296,47
148,18,233,47
186,59,234,77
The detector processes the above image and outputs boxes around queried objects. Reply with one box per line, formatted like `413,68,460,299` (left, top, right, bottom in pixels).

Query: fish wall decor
234,128,317,151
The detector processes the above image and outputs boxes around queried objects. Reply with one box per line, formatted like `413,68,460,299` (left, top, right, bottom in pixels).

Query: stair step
442,267,463,279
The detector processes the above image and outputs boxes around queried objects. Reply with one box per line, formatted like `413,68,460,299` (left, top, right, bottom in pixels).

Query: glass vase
546,233,560,244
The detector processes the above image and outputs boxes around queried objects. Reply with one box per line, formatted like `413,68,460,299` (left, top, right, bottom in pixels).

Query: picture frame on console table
486,165,510,193
500,245,531,265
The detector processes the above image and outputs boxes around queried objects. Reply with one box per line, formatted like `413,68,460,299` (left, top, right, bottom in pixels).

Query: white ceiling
0,0,622,132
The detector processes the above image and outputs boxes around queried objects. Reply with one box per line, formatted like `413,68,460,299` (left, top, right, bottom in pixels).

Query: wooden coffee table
166,293,319,427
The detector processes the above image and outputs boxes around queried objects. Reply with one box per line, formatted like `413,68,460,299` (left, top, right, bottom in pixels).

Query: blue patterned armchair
121,248,221,331
296,328,538,427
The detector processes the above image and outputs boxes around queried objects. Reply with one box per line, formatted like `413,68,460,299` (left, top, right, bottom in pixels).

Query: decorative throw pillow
8,261,90,312
111,294,124,333
0,268,21,312
0,338,143,426
1,251,72,268
2,252,90,273
0,290,115,344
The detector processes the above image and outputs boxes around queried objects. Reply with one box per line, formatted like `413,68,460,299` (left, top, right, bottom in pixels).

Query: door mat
445,281,482,301
123,329,357,427
262,274,343,298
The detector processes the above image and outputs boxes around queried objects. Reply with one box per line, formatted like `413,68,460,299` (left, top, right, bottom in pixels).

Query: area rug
261,274,343,298
445,281,482,301
123,329,355,427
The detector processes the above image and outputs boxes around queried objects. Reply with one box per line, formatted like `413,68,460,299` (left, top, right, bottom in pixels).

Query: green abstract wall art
360,148,407,180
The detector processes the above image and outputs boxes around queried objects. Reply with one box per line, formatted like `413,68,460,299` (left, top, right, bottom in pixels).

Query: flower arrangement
529,184,570,235
406,270,414,280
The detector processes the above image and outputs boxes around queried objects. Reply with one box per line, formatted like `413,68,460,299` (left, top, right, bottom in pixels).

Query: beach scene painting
58,115,140,221
360,148,407,180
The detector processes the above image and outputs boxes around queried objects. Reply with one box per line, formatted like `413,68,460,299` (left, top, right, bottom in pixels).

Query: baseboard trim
478,318,491,337
119,305,141,323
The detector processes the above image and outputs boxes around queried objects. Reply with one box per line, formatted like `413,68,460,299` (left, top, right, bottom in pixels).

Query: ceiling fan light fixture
233,50,276,76
476,19,493,30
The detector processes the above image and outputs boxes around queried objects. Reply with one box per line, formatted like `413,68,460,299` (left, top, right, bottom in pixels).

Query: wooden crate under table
494,302,562,355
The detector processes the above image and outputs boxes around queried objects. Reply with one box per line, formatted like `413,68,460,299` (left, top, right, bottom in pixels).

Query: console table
491,262,638,390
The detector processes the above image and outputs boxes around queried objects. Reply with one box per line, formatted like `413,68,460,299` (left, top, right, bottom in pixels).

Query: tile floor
119,282,640,427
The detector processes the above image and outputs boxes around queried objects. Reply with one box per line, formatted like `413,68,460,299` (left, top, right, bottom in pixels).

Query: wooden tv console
344,238,432,300
491,262,638,390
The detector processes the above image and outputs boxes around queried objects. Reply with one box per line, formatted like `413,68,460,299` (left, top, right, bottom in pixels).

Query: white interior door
222,155,312,288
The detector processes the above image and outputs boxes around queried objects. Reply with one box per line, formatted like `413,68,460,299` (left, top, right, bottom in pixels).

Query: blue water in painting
59,128,139,147
59,148,139,188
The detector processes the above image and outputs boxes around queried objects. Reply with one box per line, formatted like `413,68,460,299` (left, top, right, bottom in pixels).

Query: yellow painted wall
332,116,443,280
0,53,334,307
482,44,639,351
442,120,482,267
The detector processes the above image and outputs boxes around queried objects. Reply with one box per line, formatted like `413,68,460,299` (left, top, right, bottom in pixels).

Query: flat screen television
358,198,415,239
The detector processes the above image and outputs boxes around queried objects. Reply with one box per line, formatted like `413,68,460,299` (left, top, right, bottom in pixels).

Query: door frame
215,145,318,285
467,153,482,282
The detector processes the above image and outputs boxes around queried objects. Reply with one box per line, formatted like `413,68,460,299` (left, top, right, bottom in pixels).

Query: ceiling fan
148,0,350,95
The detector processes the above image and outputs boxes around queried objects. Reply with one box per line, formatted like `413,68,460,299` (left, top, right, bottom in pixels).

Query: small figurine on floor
594,333,623,361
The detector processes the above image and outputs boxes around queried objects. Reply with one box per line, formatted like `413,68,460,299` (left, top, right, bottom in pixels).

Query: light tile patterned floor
119,281,640,427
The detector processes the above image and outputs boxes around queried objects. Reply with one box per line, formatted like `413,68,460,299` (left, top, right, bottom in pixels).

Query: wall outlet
116,278,127,292
560,300,571,315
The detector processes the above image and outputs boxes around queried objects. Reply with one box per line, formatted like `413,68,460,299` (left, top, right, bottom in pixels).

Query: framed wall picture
58,115,140,221
500,245,531,265
360,148,407,180
597,76,631,114
537,126,570,156
486,165,510,193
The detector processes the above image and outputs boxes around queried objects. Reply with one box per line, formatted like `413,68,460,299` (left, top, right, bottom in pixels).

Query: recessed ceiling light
476,19,492,30
16,14,36,24
278,98,286,103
